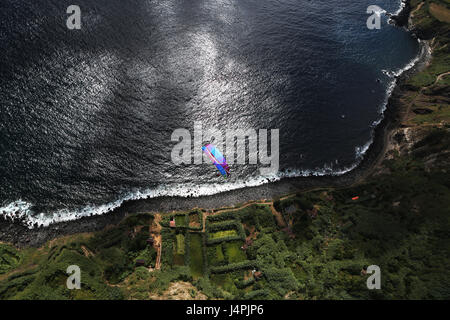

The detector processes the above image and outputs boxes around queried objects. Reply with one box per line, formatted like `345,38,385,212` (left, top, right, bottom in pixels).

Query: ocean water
0,0,420,227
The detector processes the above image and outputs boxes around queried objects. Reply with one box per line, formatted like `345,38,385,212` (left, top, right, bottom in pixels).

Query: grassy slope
0,1,449,300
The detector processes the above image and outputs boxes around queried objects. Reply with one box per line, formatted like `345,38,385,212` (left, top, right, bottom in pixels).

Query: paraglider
202,144,230,179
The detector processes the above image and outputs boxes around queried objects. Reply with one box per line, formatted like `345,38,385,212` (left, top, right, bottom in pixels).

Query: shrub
210,260,256,274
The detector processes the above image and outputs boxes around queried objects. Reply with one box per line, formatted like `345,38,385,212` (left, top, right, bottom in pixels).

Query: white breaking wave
387,1,408,25
393,0,407,16
1,141,368,229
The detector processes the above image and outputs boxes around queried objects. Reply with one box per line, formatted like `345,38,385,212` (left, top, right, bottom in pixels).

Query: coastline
0,1,430,247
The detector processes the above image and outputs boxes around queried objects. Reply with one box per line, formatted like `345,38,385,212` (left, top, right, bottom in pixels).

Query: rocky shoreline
0,1,429,248
390,0,412,27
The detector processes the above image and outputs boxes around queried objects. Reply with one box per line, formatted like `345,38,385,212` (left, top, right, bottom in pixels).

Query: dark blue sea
0,0,421,227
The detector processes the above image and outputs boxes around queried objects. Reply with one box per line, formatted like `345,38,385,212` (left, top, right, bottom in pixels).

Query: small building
146,237,154,245
135,259,146,267
169,217,176,228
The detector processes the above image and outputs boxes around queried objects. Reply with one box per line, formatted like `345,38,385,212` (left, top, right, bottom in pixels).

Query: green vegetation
0,244,21,274
209,230,237,240
223,241,247,264
175,234,185,255
0,243,124,300
175,215,186,227
173,232,185,266
207,244,225,267
135,247,157,268
189,234,204,278
0,213,156,299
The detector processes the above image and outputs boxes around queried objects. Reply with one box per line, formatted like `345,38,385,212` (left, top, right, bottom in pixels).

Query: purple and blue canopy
202,144,230,178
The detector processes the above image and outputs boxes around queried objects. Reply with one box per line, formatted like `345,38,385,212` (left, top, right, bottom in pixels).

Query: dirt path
201,195,295,229
269,203,286,227
155,243,161,270
212,201,263,215
202,211,208,232
150,214,162,270
210,194,294,215
434,71,450,84
411,1,424,17
81,245,94,258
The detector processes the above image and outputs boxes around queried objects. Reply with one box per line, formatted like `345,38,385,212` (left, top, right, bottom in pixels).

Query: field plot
206,219,246,245
175,215,187,227
188,211,203,230
189,233,204,278
223,241,246,264
207,241,247,266
204,210,256,280
173,233,185,266
209,229,237,240
207,244,225,266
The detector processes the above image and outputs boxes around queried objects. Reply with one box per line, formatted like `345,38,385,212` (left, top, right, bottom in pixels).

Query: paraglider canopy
202,144,230,178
